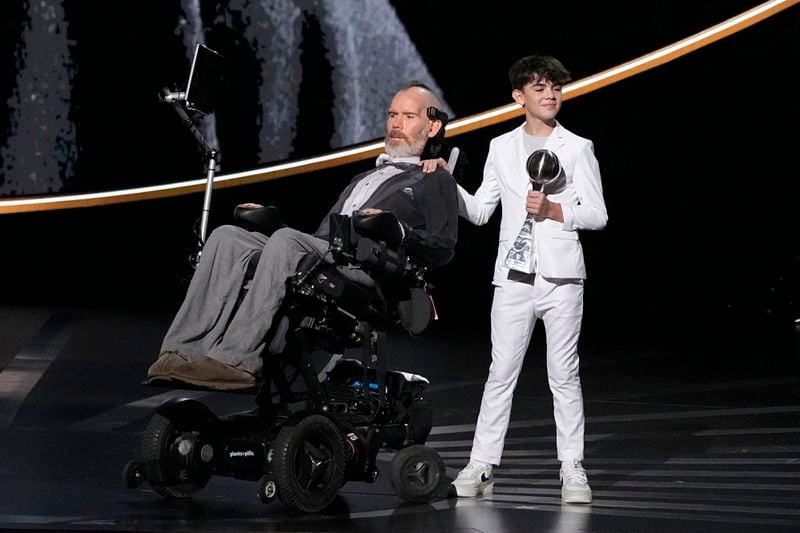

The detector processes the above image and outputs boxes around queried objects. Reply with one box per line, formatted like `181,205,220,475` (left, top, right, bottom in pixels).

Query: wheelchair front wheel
142,413,212,499
271,413,345,513
122,460,145,489
389,444,446,502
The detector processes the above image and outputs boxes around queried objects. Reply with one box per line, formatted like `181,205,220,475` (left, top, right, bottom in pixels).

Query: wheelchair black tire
142,413,210,499
122,460,145,489
271,413,345,513
389,444,446,503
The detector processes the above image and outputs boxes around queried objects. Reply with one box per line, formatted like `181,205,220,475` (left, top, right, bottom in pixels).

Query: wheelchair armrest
233,205,286,236
330,212,432,280
352,236,436,335
352,212,406,249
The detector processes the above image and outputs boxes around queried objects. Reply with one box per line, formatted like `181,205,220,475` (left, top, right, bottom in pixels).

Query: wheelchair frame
123,216,448,513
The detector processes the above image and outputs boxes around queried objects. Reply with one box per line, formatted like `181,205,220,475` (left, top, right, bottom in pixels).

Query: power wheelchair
123,209,451,513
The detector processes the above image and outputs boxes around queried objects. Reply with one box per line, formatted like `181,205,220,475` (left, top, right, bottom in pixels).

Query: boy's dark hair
509,55,572,91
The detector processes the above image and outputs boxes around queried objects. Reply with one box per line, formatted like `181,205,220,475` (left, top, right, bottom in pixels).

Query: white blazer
458,121,608,282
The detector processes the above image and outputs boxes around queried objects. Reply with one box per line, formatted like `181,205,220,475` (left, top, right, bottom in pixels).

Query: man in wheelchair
146,82,458,391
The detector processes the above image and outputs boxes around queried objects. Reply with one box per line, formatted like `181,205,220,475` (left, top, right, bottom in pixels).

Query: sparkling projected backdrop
0,0,450,196
1,0,76,195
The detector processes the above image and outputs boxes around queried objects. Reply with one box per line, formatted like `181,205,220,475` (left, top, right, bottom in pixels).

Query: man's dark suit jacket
315,163,458,267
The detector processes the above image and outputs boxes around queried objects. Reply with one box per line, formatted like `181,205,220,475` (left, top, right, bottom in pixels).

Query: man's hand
526,191,564,222
357,208,383,216
237,202,263,209
420,158,448,173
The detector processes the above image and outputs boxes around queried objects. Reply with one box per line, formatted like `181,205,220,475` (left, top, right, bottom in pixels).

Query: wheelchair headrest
426,106,449,138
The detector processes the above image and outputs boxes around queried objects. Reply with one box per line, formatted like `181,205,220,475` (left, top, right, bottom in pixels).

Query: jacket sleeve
457,138,501,225
561,141,608,232
404,168,459,267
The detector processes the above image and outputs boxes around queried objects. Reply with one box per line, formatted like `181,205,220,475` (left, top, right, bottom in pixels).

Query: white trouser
470,275,585,465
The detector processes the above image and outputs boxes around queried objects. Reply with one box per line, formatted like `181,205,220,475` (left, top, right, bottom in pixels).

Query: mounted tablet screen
184,44,224,116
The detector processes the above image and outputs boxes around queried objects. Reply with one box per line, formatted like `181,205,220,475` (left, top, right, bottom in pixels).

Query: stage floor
0,302,798,532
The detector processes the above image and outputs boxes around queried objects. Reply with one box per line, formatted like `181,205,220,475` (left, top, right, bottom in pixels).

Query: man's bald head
383,83,444,158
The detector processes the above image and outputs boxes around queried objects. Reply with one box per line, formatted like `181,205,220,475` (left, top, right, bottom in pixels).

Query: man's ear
512,88,524,106
428,119,443,138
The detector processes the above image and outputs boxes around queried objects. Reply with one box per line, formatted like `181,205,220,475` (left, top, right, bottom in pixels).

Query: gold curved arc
445,0,797,135
1,0,796,214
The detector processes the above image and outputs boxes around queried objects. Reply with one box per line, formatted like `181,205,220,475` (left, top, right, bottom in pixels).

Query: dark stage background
1,1,798,361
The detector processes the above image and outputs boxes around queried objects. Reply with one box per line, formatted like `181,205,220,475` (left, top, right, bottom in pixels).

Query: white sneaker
560,459,592,503
451,461,494,497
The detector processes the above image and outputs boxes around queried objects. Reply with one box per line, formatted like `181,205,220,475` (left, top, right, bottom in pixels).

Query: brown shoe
170,356,257,391
146,351,189,379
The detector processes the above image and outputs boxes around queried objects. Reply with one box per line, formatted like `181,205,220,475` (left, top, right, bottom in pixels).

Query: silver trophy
504,149,561,273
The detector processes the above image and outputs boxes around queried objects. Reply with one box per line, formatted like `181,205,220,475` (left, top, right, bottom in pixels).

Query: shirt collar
375,153,421,167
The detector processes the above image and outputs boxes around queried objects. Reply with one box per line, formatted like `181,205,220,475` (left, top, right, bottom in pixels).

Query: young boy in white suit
445,55,608,503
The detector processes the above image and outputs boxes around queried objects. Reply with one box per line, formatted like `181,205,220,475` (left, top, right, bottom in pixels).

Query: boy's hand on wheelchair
357,208,383,216
420,158,448,173
237,202,263,209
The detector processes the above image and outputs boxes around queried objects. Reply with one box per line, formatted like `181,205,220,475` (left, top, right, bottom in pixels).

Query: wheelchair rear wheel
142,413,212,499
270,414,345,513
389,444,446,502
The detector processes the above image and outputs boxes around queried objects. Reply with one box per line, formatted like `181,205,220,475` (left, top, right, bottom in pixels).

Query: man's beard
384,133,427,158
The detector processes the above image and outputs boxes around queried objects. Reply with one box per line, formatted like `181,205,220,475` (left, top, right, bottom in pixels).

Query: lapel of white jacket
543,121,567,160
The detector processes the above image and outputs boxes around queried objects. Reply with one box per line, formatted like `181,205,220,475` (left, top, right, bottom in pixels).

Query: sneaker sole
562,486,592,504
451,481,494,498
